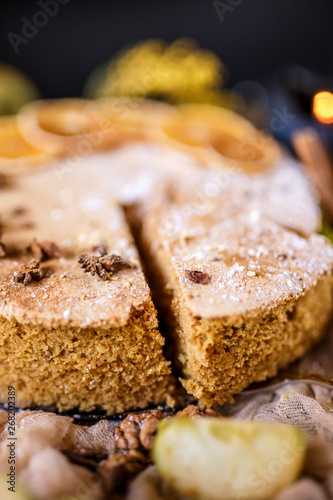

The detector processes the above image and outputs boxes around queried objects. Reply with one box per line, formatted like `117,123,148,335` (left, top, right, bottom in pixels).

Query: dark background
0,0,332,98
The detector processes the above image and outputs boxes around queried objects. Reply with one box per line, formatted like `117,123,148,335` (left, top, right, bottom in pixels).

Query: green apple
0,474,32,500
321,215,333,243
153,417,306,500
0,64,39,116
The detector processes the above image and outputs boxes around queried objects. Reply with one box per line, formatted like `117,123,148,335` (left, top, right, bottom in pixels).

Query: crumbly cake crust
178,277,333,406
0,307,174,413
143,207,333,320
0,168,152,328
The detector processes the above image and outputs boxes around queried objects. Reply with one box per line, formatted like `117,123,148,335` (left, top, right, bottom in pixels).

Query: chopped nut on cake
185,269,210,284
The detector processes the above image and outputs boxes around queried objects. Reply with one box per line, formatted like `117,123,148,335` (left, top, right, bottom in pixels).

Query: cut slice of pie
136,170,333,407
0,166,176,414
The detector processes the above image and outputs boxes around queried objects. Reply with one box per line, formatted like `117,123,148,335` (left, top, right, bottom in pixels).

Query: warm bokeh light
313,91,333,124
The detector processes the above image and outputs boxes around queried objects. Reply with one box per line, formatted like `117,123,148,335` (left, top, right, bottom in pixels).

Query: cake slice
0,167,175,414
136,174,333,407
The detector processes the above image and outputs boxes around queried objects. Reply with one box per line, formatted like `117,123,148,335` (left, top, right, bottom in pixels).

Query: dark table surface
0,0,332,98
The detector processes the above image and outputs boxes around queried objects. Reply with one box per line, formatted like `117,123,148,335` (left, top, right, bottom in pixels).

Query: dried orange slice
147,104,281,173
17,98,101,156
0,116,52,174
88,97,171,147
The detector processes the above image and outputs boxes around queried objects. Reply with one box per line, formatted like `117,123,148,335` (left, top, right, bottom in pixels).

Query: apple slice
0,475,32,500
153,417,306,500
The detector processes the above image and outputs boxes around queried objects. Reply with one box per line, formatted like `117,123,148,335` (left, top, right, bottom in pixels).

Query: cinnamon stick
292,127,333,222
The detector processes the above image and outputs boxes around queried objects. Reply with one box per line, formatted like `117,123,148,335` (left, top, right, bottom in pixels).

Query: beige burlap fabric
1,325,333,499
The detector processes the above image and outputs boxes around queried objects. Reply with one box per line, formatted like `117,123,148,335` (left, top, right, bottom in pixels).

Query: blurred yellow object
0,116,52,174
0,474,33,500
146,104,282,172
18,98,101,156
85,39,239,108
321,216,333,243
87,97,171,147
0,64,39,116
